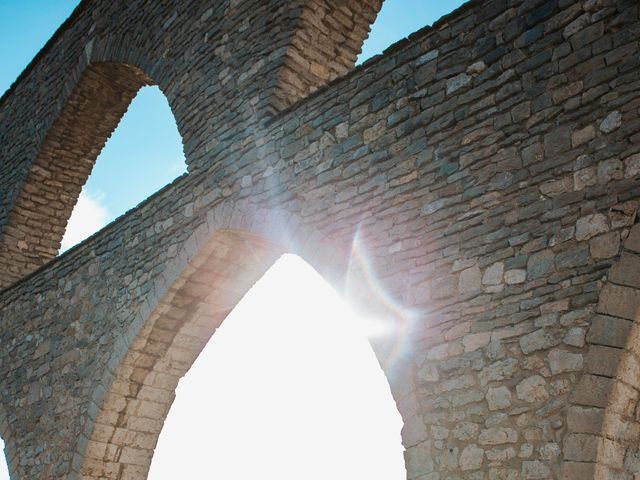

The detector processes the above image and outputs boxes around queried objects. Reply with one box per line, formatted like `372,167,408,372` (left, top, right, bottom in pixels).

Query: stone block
599,111,622,133
548,349,583,375
609,252,640,288
521,460,551,479
586,345,621,377
563,433,598,462
505,269,526,284
570,374,613,407
483,262,504,285
598,283,640,321
463,332,491,352
459,264,482,294
609,201,637,229
624,153,640,178
590,232,620,260
446,73,471,95
587,314,632,347
626,225,640,253
516,375,548,402
563,327,585,347
575,213,609,241
460,444,484,470
571,125,595,147
544,126,571,155
561,461,595,479
597,158,624,183
432,275,458,299
486,386,512,410
527,249,554,280
567,406,604,434
574,167,596,190
478,427,518,445
520,328,561,354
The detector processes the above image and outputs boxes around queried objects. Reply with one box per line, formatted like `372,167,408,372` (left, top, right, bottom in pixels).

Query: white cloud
60,191,111,252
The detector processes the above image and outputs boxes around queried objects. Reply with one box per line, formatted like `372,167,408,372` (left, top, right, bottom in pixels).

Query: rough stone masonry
0,0,639,478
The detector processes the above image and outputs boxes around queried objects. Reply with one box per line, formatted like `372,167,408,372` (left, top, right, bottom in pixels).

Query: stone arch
74,204,410,479
0,59,184,288
562,223,640,478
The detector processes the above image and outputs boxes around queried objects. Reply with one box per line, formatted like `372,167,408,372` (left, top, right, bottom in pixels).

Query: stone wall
0,0,639,478
0,0,382,287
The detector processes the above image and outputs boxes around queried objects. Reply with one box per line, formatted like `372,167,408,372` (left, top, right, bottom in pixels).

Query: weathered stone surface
486,386,512,411
563,327,585,348
483,262,504,285
460,444,484,470
520,329,561,355
459,264,482,294
626,225,640,253
505,269,526,284
609,252,640,288
571,125,595,147
570,375,613,407
0,1,639,478
447,73,472,95
586,345,621,377
598,284,640,321
516,376,548,402
590,232,620,260
548,349,583,375
479,427,518,446
527,249,554,280
625,154,640,178
463,332,491,352
574,167,596,191
480,358,519,386
521,460,551,479
587,315,632,348
599,111,622,133
575,214,609,241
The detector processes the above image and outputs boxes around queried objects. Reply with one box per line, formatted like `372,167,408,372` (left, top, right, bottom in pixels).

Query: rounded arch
0,58,185,288
74,203,412,479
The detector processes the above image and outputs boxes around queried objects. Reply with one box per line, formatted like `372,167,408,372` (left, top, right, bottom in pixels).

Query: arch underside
580,224,640,477
80,230,285,479
0,62,152,288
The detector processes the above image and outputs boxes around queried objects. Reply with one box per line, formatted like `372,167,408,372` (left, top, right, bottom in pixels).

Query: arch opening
148,253,406,479
78,229,408,479
60,84,187,251
0,61,186,286
0,437,9,480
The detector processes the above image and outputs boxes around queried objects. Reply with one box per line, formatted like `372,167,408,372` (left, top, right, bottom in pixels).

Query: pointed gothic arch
74,204,411,479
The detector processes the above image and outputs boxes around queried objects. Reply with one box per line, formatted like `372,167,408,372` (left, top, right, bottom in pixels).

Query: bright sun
147,253,406,479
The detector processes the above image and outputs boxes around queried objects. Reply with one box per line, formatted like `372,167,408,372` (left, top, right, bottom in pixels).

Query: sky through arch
59,85,187,252
148,254,406,480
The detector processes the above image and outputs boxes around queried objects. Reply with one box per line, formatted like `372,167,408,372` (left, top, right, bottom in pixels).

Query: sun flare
148,254,406,479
